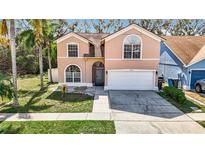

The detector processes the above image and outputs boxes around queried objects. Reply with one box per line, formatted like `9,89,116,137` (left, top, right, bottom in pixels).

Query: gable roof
163,36,205,66
78,33,109,57
78,33,109,46
102,24,163,42
57,24,163,44
56,32,93,44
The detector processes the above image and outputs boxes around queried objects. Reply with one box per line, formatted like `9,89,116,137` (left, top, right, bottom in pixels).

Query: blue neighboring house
159,36,205,90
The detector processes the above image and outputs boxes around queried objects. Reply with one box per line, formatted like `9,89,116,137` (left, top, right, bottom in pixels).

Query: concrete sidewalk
0,113,111,121
114,121,205,134
1,112,205,134
1,112,205,122
187,113,205,121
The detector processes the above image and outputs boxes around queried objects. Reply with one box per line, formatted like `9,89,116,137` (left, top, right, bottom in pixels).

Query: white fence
48,68,58,82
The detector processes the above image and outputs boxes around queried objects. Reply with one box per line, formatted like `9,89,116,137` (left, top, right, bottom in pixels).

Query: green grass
0,75,93,113
0,121,116,134
158,91,205,113
198,121,205,128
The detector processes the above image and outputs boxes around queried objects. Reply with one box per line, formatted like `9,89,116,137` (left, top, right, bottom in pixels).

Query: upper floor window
123,35,142,59
68,43,78,57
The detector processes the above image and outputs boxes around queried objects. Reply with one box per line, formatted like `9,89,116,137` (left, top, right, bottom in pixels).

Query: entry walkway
92,86,111,113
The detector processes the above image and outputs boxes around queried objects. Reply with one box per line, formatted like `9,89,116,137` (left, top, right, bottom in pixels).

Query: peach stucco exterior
58,57,104,84
57,36,104,85
104,28,160,85
57,25,161,88
57,36,89,57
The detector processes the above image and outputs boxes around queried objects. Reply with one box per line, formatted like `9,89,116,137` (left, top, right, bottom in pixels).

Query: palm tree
0,19,19,106
42,20,54,83
32,19,44,89
19,19,54,86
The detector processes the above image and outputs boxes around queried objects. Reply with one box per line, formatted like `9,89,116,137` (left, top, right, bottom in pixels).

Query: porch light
156,71,158,75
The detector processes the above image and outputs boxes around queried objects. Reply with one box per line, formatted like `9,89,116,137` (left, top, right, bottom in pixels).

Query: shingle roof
78,33,109,57
78,33,109,45
163,36,205,65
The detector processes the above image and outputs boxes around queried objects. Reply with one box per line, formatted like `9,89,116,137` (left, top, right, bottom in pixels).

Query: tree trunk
47,42,53,83
39,44,44,89
9,19,19,106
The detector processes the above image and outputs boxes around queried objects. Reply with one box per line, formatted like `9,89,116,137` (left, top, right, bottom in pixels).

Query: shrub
0,72,13,102
163,86,186,104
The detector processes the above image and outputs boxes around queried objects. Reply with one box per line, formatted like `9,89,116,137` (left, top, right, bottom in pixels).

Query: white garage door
107,70,155,90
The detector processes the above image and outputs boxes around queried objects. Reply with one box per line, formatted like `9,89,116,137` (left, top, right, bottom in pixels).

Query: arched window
123,35,142,59
65,65,81,82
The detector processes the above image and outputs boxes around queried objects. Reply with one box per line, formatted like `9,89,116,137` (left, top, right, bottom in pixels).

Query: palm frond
33,19,43,44
0,19,8,36
0,36,9,47
19,29,35,49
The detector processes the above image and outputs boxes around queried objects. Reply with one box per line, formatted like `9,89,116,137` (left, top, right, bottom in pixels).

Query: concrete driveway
109,90,205,134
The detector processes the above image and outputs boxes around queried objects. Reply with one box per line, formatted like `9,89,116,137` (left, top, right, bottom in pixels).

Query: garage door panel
190,70,205,89
108,70,154,90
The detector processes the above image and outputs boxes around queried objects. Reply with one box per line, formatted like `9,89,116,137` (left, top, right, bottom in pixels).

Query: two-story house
57,24,162,90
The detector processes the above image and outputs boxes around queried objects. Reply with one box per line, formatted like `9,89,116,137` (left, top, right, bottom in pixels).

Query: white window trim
122,34,143,60
64,64,82,83
67,42,80,58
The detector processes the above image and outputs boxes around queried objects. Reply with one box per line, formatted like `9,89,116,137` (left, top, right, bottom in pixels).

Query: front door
92,62,104,86
95,68,104,86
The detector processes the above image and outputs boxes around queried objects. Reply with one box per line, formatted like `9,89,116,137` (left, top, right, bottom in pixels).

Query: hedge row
163,86,186,104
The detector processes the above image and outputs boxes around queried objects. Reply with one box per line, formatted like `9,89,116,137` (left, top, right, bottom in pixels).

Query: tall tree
32,19,44,89
92,19,115,33
42,20,55,83
137,19,165,35
9,19,18,105
18,19,66,82
128,19,137,24
53,19,69,38
170,19,205,36
113,19,124,32
68,20,79,32
79,20,92,33
0,19,19,106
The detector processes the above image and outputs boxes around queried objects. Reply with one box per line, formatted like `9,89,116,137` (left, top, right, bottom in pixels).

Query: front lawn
158,91,205,113
198,121,205,128
0,121,115,134
0,75,93,113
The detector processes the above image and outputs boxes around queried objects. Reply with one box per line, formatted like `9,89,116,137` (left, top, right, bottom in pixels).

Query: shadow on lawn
0,84,53,113
18,90,39,98
23,86,50,112
46,91,93,103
